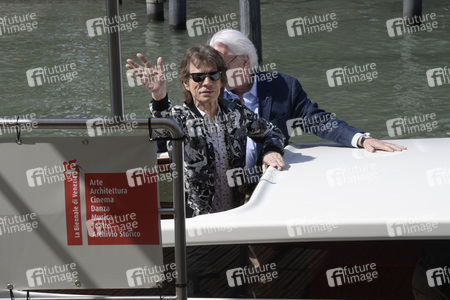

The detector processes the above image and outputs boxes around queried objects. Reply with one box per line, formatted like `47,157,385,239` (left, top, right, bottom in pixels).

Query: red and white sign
84,173,159,245
64,160,83,245
0,136,163,289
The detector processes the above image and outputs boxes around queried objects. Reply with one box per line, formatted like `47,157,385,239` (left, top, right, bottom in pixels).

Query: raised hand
126,53,167,100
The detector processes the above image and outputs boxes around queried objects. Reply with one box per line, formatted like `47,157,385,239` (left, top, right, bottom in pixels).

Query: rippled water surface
1,0,449,142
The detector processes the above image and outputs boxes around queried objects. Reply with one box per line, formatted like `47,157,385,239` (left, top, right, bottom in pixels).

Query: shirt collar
225,73,258,101
197,104,221,119
247,75,258,98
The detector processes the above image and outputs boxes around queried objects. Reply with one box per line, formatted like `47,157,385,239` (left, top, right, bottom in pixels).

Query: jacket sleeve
149,94,186,139
288,76,362,147
242,103,285,157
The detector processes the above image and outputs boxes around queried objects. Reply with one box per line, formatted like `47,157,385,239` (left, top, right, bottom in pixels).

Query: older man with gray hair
209,29,406,178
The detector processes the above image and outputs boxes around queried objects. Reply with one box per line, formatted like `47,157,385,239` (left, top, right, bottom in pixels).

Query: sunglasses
189,71,222,83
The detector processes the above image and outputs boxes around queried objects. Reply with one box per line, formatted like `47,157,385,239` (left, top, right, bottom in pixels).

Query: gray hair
209,29,259,70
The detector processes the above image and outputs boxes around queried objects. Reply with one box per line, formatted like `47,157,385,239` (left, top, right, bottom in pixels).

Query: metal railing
1,118,187,300
0,0,188,299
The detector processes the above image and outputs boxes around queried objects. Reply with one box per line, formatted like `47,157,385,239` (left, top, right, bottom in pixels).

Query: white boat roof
161,138,450,246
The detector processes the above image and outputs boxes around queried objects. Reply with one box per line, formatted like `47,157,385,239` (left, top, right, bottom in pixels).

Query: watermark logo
26,161,78,188
86,13,138,37
0,113,38,135
227,165,281,188
286,13,337,37
126,168,147,187
326,263,378,287
386,113,438,137
126,62,179,87
0,13,38,35
226,263,278,287
186,118,206,138
126,263,177,287
26,63,78,87
427,267,450,287
286,215,338,237
26,263,78,287
426,67,450,87
386,13,438,37
426,167,450,187
226,68,247,88
186,13,238,37
386,214,438,237
186,113,240,138
126,68,144,87
286,113,338,137
0,213,38,236
226,167,246,187
126,163,178,187
87,213,140,238
326,63,378,87
226,63,278,88
187,213,237,237
326,163,378,187
226,166,258,187
86,113,138,137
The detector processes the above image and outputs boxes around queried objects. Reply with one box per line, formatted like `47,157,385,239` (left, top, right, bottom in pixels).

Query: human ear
242,55,250,66
183,79,190,92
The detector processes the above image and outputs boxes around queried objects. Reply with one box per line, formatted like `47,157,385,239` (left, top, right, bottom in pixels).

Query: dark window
43,240,450,299
157,240,450,299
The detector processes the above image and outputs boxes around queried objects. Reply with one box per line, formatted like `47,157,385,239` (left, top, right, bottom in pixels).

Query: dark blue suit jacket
226,72,363,161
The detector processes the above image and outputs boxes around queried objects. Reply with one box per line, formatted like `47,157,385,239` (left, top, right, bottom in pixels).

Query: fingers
271,154,285,170
126,53,156,74
390,143,407,151
125,60,143,85
137,53,153,69
125,59,145,86
126,58,141,70
364,139,407,153
126,72,139,83
365,142,376,153
156,57,164,71
125,54,164,91
262,152,285,172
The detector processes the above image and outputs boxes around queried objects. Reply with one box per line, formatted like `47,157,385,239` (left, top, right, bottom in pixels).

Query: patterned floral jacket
150,95,285,216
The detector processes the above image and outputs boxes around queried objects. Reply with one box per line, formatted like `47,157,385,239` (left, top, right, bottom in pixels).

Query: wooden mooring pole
169,0,186,30
403,0,422,24
147,0,164,21
240,0,262,63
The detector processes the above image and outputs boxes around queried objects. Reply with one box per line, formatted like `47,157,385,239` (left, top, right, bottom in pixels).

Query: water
0,1,449,143
1,0,449,140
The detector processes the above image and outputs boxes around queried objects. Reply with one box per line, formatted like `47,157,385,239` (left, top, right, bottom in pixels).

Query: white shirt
225,74,363,162
225,77,260,171
197,106,234,213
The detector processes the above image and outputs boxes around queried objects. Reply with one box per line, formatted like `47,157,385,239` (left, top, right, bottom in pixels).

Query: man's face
213,42,250,91
183,62,223,106
213,42,242,69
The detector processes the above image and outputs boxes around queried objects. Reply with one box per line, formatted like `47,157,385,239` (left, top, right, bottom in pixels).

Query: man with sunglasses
209,29,406,181
127,45,285,216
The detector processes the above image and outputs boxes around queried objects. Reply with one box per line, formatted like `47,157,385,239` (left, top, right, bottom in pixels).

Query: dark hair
179,45,227,104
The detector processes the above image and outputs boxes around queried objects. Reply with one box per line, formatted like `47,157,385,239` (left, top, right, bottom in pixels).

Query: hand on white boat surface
360,137,407,153
262,151,285,173
126,53,167,100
